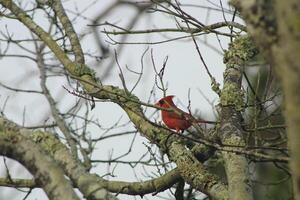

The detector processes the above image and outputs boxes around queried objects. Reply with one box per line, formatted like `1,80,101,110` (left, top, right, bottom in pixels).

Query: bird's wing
168,107,192,121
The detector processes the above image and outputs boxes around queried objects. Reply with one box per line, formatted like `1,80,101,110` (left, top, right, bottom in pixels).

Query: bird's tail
195,119,216,124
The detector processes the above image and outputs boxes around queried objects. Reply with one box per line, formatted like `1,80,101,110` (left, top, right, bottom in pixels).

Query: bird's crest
156,95,175,107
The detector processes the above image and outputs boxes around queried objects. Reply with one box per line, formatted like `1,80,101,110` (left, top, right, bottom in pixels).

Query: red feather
156,95,215,133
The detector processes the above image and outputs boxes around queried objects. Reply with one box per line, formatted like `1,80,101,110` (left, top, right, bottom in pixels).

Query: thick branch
0,178,35,188
219,36,258,200
0,117,180,197
51,0,85,64
0,170,180,197
0,119,79,200
231,0,300,198
274,2,300,198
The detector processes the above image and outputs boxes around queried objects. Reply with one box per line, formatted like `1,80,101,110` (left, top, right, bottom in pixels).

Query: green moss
220,36,259,111
74,63,97,79
223,135,245,146
220,83,244,111
30,131,63,156
211,77,221,95
0,119,4,132
224,36,258,65
223,67,242,81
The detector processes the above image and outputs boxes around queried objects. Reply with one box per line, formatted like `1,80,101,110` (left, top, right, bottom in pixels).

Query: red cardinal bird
156,95,215,133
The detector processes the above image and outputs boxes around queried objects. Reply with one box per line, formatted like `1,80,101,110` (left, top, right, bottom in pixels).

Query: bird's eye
159,100,164,105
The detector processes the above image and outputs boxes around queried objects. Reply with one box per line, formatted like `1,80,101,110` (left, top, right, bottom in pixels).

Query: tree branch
51,0,85,64
0,118,80,200
231,0,300,198
0,178,35,188
219,35,258,200
99,21,246,35
0,116,181,197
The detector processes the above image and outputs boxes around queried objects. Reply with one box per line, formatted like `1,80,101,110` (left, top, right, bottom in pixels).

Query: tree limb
0,118,80,200
231,0,300,198
0,116,181,197
219,36,259,200
51,0,85,64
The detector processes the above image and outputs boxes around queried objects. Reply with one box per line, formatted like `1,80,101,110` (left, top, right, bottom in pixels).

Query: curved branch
102,169,181,195
0,170,181,197
0,119,79,200
0,117,180,197
52,0,85,64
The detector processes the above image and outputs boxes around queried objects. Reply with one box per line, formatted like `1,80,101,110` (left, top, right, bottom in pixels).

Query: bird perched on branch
156,95,215,133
